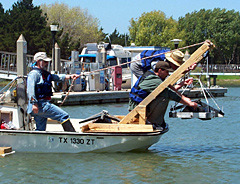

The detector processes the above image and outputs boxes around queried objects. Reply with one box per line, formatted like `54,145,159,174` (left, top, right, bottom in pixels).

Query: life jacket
140,50,169,71
32,68,53,99
129,70,155,103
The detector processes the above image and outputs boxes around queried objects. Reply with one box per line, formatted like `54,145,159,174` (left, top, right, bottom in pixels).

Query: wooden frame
81,41,214,132
119,41,214,125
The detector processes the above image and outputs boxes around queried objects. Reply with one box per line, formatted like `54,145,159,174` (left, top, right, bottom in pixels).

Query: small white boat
0,81,167,153
0,41,215,153
0,126,166,153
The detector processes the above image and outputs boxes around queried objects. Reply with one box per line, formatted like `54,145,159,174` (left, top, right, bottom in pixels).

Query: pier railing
202,64,240,74
0,51,70,76
0,51,34,74
1,51,240,77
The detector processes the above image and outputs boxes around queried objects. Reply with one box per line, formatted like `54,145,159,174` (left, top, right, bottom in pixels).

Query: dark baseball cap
155,61,174,72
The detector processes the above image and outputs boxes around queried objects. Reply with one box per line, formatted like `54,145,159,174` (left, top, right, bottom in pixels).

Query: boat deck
45,118,85,132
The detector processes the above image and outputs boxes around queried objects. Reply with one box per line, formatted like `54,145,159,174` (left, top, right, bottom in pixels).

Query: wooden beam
136,105,147,124
119,41,214,124
82,123,154,132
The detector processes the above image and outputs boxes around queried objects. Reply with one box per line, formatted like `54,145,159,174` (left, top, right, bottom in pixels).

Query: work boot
62,120,76,132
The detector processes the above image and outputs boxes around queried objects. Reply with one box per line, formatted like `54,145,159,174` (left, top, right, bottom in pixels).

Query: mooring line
59,77,76,107
79,41,205,76
58,41,206,106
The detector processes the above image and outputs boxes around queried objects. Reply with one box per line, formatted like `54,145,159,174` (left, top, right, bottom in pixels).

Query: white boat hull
0,130,165,153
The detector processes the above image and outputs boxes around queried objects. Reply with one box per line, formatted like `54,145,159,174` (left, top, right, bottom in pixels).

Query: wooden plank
136,105,147,124
119,41,214,124
0,147,12,154
82,123,154,132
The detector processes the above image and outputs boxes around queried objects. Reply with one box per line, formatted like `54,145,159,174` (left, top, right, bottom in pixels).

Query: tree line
0,0,240,64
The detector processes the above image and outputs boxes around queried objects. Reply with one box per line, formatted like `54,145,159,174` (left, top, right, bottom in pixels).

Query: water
0,87,239,184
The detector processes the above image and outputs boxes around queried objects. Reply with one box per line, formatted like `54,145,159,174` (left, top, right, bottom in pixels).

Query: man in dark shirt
129,61,197,129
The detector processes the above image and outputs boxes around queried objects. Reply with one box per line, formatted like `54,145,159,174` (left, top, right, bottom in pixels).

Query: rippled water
0,87,239,184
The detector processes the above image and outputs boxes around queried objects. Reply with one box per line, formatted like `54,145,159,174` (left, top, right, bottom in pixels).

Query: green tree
0,3,5,50
0,0,51,54
104,28,130,46
129,10,185,49
1,0,51,54
41,2,103,56
179,8,240,64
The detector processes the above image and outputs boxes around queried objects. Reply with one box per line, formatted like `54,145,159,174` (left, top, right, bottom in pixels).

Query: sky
1,0,240,34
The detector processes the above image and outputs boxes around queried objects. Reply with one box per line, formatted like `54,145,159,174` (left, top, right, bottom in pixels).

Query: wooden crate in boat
0,147,12,154
81,123,154,133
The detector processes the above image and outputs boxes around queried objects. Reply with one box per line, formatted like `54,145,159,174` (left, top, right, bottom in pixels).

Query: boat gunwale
0,128,168,136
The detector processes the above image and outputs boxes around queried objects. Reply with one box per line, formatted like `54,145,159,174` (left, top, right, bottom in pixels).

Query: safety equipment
33,68,53,99
140,50,168,71
129,70,155,103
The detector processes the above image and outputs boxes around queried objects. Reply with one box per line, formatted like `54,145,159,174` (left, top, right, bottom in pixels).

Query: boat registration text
59,137,95,145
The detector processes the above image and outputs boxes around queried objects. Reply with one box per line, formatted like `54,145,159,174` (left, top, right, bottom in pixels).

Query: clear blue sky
1,0,240,34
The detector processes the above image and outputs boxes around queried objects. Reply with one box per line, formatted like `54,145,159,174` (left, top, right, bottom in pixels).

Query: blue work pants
30,100,69,131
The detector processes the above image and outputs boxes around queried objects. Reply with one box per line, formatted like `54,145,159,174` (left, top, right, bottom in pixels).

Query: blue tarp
78,54,116,60
68,54,116,60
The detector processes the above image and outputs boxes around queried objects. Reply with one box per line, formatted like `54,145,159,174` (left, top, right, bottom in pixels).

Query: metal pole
52,31,56,71
50,25,58,72
55,42,61,73
206,55,210,87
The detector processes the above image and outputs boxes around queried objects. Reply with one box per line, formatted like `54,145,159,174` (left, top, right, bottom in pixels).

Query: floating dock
51,87,227,106
179,86,228,98
51,90,130,105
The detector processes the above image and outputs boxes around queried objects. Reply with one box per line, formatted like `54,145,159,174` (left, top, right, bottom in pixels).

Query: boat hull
0,130,165,153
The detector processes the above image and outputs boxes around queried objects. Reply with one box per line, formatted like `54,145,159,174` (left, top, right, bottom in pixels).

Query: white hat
165,50,185,67
34,52,51,62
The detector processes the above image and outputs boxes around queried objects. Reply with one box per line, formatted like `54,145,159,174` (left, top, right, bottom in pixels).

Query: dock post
17,34,27,76
210,75,217,86
55,43,61,73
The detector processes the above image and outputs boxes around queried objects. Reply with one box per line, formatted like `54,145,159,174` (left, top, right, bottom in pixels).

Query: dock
51,87,227,106
179,86,228,98
51,90,130,105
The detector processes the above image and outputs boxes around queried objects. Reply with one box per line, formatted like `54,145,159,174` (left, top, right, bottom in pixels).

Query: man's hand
174,77,193,90
189,63,197,70
32,104,39,114
180,96,198,110
66,74,80,80
189,101,198,110
183,78,193,86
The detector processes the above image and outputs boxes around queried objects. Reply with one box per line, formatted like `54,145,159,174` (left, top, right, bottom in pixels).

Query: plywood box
0,147,12,154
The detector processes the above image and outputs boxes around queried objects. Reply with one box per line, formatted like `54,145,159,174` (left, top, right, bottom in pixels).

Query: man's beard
39,63,48,70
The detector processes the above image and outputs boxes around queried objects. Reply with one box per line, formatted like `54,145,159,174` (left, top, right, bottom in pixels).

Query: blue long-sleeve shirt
27,68,66,114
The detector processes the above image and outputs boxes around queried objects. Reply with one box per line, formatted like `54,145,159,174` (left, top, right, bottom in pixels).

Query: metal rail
0,51,239,80
0,51,70,79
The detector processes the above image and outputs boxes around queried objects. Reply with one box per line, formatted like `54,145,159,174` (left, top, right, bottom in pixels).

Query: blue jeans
30,100,70,131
